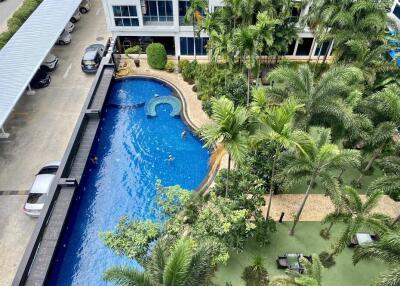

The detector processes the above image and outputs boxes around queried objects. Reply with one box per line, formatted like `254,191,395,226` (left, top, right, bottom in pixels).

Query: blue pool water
46,78,210,285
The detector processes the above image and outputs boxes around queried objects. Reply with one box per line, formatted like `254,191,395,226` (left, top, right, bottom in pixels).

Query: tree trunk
193,16,197,61
356,147,382,184
289,174,316,235
225,153,231,197
247,69,250,106
265,151,278,219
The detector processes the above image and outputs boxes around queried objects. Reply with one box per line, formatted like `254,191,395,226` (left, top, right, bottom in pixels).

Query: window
314,41,331,56
179,1,206,25
143,1,173,23
286,40,296,55
394,4,400,20
113,5,139,26
295,38,314,56
180,37,208,55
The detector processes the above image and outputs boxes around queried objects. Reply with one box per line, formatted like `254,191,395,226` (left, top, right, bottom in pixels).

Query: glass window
113,6,122,17
27,193,47,204
112,6,139,27
394,5,400,20
286,40,296,55
314,41,331,56
144,1,174,23
295,38,314,56
180,37,208,55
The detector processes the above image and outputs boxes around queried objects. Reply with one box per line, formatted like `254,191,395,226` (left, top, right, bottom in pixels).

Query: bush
165,61,175,72
320,228,330,240
182,60,197,84
319,251,336,268
178,59,190,73
124,45,141,58
241,256,269,286
146,43,167,69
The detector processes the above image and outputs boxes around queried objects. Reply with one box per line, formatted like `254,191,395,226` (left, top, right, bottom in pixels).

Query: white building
100,0,400,60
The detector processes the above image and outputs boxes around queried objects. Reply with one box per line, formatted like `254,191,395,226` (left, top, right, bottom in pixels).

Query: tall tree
267,64,363,132
103,239,214,286
200,97,249,196
278,128,360,235
368,156,400,201
184,0,207,60
322,186,389,260
251,90,306,219
353,232,400,286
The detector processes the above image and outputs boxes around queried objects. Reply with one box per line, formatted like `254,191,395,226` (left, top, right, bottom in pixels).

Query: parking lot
0,0,109,284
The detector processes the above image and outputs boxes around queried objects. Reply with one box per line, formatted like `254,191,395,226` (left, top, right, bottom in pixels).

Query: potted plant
124,45,142,67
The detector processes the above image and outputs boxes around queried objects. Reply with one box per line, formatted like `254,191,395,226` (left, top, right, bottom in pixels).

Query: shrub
242,256,269,286
319,251,336,268
165,61,175,72
182,60,197,84
178,59,190,72
124,45,141,58
320,228,330,240
146,43,167,69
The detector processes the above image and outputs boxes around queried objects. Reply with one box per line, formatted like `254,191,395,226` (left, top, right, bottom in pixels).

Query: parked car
23,161,60,217
70,10,81,23
65,21,75,33
79,0,91,14
30,67,51,89
41,53,59,71
81,44,105,73
56,29,71,45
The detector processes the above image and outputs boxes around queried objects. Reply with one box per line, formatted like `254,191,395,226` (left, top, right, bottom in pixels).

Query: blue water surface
46,78,210,285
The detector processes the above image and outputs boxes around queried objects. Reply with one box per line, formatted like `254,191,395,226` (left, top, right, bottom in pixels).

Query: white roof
0,0,81,128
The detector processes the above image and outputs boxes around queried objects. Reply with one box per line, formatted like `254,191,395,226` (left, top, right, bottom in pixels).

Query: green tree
368,156,400,201
322,186,390,261
278,128,361,235
103,238,214,286
267,64,363,132
353,232,400,286
184,0,207,60
270,254,323,286
242,256,269,286
251,90,306,219
200,97,249,196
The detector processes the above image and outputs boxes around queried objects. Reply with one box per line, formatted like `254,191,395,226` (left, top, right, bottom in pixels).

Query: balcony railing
143,15,173,26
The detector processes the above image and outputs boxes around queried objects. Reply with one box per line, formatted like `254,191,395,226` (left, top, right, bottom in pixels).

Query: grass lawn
287,165,383,195
213,222,387,286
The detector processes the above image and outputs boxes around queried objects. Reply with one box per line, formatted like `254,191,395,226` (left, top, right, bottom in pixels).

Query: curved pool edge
115,74,220,193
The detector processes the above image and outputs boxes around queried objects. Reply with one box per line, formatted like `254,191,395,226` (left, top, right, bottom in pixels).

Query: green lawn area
287,165,383,194
213,222,387,286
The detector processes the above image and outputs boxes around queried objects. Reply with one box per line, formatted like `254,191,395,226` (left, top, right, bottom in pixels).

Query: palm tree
251,91,306,219
279,128,361,235
353,232,400,286
200,97,249,196
232,25,261,106
368,156,400,201
355,85,400,183
184,0,207,60
322,186,390,260
270,254,323,286
267,64,363,131
103,239,214,286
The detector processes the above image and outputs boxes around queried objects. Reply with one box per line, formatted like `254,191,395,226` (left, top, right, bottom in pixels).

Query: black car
30,67,51,89
81,44,105,73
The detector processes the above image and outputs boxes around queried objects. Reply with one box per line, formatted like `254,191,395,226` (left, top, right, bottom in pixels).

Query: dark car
30,67,51,89
81,44,105,73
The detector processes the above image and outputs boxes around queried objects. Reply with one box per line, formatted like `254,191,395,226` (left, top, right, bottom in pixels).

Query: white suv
41,53,59,71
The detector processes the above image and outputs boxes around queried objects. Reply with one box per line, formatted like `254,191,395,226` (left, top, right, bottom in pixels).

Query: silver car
23,161,60,218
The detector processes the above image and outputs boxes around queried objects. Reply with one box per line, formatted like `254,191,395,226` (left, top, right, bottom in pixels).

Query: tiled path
118,59,400,222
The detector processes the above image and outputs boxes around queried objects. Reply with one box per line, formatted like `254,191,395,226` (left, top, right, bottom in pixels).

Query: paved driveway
0,0,24,32
0,0,108,284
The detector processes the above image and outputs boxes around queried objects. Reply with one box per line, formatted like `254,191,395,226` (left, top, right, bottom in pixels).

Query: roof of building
0,0,81,129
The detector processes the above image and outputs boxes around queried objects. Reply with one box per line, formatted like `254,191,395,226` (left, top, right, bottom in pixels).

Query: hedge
0,0,43,49
146,43,167,70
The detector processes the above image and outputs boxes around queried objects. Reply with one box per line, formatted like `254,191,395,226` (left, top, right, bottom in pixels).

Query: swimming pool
46,77,210,285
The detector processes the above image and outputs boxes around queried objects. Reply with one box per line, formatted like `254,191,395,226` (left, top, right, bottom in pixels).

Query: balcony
143,16,174,26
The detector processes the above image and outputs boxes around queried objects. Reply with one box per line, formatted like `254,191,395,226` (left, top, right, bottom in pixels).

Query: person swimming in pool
167,154,175,162
181,130,187,140
90,156,98,165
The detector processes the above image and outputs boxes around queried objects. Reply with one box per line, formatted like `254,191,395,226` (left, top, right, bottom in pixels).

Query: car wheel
79,7,88,14
70,17,77,23
59,40,65,45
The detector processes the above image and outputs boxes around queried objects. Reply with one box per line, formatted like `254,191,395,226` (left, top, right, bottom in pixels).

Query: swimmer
167,154,175,162
181,130,187,140
90,156,98,165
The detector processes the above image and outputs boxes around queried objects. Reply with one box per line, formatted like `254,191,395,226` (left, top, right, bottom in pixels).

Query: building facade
101,0,400,60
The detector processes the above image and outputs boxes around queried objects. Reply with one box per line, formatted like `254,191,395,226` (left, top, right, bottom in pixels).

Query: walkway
262,194,400,221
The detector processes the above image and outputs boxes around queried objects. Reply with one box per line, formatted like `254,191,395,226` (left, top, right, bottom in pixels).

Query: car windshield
83,60,96,65
38,166,58,175
27,193,47,204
